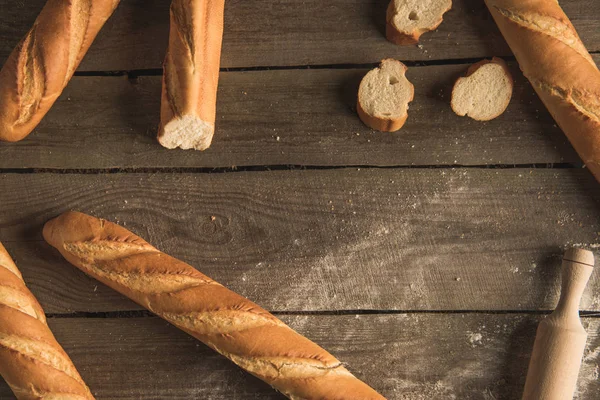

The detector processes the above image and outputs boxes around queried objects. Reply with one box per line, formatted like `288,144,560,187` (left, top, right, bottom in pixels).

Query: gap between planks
75,58,519,78
69,52,599,78
0,163,585,175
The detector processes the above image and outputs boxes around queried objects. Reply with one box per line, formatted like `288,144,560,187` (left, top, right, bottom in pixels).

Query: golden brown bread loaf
158,0,226,151
43,211,385,399
0,0,120,142
0,242,94,399
485,0,600,181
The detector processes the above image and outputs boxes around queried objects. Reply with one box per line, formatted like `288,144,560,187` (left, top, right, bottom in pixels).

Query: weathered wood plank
0,60,586,169
1,0,599,69
1,169,599,313
0,314,597,399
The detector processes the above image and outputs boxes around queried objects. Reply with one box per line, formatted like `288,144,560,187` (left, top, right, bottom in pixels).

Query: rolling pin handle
556,248,595,319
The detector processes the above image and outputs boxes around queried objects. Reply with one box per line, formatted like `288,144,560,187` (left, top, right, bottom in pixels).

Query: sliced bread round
386,0,452,45
451,57,513,121
357,59,415,132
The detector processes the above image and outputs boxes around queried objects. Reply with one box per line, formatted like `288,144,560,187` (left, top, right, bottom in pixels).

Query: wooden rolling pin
522,248,595,400
485,0,600,182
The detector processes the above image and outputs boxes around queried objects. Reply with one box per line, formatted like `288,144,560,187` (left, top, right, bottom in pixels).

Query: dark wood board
1,169,599,314
1,1,600,398
1,0,599,70
2,58,591,169
0,314,597,399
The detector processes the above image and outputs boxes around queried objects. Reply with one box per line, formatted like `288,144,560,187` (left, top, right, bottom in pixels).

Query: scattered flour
467,332,483,347
386,378,457,400
568,243,600,250
576,344,600,399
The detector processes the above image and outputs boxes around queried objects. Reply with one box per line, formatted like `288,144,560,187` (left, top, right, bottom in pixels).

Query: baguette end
158,115,215,151
0,242,23,280
43,211,105,253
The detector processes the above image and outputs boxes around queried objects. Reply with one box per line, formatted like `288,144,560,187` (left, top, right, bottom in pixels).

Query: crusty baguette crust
463,57,511,79
0,0,120,142
357,60,414,132
0,242,94,399
385,0,452,46
451,57,514,121
158,0,225,151
485,0,600,180
357,101,409,132
43,211,385,400
385,16,419,46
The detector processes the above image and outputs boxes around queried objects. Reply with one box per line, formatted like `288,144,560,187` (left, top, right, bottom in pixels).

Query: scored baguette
485,0,600,181
0,242,94,399
158,0,226,151
0,0,121,142
43,211,385,399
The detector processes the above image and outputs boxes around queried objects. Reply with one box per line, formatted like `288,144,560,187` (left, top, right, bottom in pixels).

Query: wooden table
1,0,600,398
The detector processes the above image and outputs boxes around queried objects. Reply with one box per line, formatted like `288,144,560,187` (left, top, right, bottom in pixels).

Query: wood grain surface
0,314,596,399
1,0,600,398
1,169,599,314
1,0,598,70
1,59,589,169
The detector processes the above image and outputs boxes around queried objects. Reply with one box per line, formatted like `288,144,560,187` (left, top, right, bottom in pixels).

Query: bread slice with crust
451,57,513,121
386,0,452,45
357,59,414,132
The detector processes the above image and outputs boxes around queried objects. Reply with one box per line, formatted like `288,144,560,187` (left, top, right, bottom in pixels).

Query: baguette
485,0,600,181
0,242,94,399
158,0,225,151
43,211,385,399
0,0,120,142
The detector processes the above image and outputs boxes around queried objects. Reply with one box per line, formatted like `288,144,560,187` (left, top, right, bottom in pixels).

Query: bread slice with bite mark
357,59,415,132
451,57,513,121
386,0,452,45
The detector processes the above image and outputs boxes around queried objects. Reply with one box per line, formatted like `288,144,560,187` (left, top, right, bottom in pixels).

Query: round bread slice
451,57,513,121
357,59,415,132
386,0,452,45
